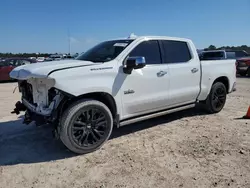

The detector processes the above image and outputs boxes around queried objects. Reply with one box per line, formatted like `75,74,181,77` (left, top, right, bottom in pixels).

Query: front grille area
48,88,57,103
19,81,34,104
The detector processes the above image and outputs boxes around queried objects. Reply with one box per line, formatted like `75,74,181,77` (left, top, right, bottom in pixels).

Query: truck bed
198,59,236,101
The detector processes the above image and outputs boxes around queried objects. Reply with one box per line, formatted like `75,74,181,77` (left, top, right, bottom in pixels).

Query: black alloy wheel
211,85,227,112
205,82,227,113
60,100,113,154
71,108,108,147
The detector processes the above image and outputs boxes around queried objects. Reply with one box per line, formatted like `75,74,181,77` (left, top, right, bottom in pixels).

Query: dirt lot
0,78,249,188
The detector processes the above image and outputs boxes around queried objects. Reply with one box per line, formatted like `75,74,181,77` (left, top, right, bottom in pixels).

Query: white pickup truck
10,35,236,154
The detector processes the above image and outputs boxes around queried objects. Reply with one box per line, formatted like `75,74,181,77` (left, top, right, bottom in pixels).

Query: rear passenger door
160,40,200,107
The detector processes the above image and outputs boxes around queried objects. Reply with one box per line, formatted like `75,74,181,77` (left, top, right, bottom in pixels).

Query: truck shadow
0,107,207,166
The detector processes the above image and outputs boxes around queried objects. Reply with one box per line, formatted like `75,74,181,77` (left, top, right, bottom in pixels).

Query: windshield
76,39,134,62
234,51,249,58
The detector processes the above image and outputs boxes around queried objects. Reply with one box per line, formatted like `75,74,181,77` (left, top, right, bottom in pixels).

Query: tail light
237,59,250,66
245,60,250,66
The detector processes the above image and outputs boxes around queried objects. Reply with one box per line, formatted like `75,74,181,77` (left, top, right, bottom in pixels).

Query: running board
119,104,195,127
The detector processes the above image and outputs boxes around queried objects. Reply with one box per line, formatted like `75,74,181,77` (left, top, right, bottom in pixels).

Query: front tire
204,82,227,113
59,99,113,154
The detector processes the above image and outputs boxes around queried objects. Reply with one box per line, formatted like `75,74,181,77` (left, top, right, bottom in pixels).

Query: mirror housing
123,56,146,74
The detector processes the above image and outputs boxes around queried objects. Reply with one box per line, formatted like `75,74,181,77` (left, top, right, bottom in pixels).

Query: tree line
204,45,250,53
1,45,250,58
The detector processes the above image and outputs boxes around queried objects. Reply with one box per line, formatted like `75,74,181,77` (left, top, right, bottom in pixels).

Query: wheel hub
71,108,108,147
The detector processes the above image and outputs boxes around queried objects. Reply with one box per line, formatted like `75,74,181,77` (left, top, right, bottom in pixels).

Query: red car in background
0,58,36,81
236,57,250,76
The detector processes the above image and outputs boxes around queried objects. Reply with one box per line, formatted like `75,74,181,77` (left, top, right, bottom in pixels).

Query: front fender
48,64,122,114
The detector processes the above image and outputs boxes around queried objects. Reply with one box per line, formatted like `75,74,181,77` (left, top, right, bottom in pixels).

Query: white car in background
36,57,45,62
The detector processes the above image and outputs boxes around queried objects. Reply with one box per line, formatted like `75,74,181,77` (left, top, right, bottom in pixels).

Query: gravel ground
0,78,249,188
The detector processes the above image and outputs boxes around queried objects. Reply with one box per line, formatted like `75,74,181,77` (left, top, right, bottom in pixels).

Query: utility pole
68,28,71,55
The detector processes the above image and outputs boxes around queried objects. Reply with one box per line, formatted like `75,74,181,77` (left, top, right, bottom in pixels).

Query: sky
1,0,250,53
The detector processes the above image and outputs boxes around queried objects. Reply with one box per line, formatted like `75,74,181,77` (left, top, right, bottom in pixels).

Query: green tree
207,45,217,50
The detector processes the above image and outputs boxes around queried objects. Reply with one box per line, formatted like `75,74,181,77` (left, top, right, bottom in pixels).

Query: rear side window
129,40,161,64
201,52,224,60
161,40,191,63
226,52,236,59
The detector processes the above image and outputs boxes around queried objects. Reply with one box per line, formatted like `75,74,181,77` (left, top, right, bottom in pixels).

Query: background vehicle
236,57,250,76
200,50,250,76
199,50,249,60
36,57,45,62
0,58,36,81
10,36,236,154
49,54,64,61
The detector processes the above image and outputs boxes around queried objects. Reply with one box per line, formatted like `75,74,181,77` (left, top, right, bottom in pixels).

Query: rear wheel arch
205,82,227,113
212,76,229,93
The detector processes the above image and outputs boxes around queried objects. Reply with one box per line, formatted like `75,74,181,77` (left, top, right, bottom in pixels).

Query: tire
59,99,113,154
247,68,250,77
204,82,227,113
239,72,246,76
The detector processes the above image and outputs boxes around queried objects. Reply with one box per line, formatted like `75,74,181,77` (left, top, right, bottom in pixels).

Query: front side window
76,39,134,63
161,40,192,63
128,40,161,64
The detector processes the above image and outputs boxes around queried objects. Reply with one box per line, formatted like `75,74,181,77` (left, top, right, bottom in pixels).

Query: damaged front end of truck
12,78,67,128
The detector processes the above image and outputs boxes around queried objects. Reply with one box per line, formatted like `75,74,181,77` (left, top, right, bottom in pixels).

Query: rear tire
247,68,250,77
239,72,246,76
59,99,113,154
204,82,227,113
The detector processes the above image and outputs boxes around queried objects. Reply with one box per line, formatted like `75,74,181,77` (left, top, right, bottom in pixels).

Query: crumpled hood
10,60,97,80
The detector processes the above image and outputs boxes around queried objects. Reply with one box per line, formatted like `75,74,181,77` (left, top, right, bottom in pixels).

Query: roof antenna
128,33,137,39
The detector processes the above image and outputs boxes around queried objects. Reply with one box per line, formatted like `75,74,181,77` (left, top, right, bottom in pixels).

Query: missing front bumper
22,98,52,116
11,101,26,115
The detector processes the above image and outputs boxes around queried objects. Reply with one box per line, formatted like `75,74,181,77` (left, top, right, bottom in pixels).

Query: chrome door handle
157,71,167,77
191,68,198,73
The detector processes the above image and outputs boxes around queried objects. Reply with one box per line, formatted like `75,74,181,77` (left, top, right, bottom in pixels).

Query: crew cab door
119,40,169,119
160,40,200,106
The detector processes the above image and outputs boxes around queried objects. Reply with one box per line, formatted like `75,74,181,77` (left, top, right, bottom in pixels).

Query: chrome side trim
119,104,195,127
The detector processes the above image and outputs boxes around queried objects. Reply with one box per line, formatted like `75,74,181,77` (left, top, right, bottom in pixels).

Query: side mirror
123,56,146,74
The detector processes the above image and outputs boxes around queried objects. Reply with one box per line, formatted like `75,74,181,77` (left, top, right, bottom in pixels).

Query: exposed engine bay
12,78,64,125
